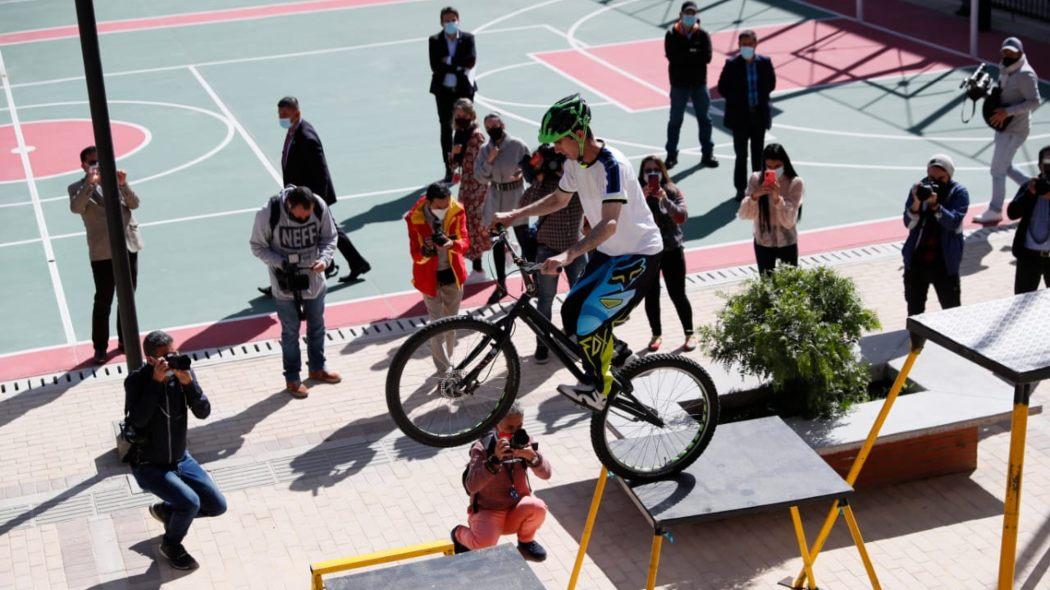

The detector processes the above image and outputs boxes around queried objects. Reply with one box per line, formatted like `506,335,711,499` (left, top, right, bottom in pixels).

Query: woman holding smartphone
738,143,804,275
638,156,695,352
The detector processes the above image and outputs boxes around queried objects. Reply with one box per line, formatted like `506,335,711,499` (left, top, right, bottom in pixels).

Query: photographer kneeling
250,185,342,398
902,155,970,315
125,331,226,571
452,403,550,562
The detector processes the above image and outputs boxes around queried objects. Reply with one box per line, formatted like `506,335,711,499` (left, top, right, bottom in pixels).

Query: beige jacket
738,173,804,248
68,178,143,261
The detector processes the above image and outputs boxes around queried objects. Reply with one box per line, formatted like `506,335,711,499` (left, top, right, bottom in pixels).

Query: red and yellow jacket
405,196,470,297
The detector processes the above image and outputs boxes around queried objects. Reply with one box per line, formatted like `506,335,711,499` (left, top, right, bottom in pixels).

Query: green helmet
538,94,591,157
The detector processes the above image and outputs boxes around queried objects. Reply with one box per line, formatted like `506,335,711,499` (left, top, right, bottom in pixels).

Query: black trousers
732,110,767,191
903,264,961,316
644,247,693,336
754,241,798,275
434,88,474,177
335,228,369,272
493,225,535,288
90,253,138,353
1014,252,1050,294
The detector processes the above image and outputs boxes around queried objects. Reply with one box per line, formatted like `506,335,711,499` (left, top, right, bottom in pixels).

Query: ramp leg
646,531,664,590
842,502,881,589
997,384,1033,590
568,467,609,590
790,506,818,590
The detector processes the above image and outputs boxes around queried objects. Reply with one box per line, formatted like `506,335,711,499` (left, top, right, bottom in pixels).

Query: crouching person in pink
452,404,550,562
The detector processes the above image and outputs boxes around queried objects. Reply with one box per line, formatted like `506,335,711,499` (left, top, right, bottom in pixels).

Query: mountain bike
385,229,718,481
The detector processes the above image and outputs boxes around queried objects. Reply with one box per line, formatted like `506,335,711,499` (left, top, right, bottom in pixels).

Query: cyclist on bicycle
492,94,664,410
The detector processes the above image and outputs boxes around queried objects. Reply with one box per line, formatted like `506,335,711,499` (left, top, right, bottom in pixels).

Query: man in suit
717,30,776,200
429,6,477,181
275,96,370,285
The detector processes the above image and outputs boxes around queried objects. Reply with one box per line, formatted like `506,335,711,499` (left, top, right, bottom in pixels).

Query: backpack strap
268,194,282,233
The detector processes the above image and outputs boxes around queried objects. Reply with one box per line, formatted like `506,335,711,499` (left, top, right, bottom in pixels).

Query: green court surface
0,0,1047,358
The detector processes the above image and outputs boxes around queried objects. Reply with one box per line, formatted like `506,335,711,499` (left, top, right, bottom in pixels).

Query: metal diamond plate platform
907,290,1050,384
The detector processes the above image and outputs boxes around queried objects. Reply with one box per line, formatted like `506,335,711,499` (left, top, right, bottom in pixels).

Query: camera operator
1006,146,1050,293
452,403,550,562
974,37,1041,224
125,331,226,571
250,185,341,398
406,182,470,372
518,144,585,364
902,155,970,315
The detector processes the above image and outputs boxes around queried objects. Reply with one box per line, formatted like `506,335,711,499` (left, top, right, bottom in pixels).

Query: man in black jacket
277,96,370,285
126,331,226,571
664,1,717,170
429,6,477,181
717,30,776,200
1006,146,1050,293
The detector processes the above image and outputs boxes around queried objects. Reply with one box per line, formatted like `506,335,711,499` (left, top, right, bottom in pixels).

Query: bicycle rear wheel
590,354,718,482
386,316,520,447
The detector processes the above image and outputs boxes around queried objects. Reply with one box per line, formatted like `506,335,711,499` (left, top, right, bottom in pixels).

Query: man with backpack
452,404,550,561
250,185,342,398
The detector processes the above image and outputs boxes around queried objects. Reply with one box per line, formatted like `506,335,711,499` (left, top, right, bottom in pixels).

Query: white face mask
430,206,448,220
772,166,784,179
279,118,292,129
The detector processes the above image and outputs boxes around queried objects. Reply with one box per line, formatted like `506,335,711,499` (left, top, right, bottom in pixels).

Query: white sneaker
557,382,606,411
973,209,1002,224
465,270,488,285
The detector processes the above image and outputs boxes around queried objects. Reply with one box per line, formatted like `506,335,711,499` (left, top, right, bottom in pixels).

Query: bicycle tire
386,315,520,447
590,354,719,482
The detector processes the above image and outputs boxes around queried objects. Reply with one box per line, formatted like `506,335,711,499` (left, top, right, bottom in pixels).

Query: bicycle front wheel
591,354,719,482
386,316,520,447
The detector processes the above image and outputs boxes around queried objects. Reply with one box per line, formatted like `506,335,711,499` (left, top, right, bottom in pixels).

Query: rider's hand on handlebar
541,252,568,275
490,211,516,233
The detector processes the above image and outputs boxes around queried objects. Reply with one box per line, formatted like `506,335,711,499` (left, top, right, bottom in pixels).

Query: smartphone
763,170,777,186
646,173,660,193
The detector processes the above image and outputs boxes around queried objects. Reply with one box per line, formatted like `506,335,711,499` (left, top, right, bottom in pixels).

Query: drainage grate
32,494,95,526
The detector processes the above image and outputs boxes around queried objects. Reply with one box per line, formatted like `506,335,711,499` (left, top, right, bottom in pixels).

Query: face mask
682,15,697,27
444,21,459,36
487,127,504,142
772,166,784,179
454,117,472,130
430,206,448,220
279,118,292,129
740,46,755,59
1002,55,1019,67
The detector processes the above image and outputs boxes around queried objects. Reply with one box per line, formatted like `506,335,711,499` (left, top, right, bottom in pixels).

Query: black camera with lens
164,353,192,371
486,429,539,463
275,253,310,293
1035,176,1050,196
959,63,1012,131
432,228,451,248
915,179,942,202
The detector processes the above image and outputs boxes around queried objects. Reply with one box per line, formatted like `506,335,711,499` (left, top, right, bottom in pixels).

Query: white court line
474,0,567,33
0,49,76,344
188,65,282,187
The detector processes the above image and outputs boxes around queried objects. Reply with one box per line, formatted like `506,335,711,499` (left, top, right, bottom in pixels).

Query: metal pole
567,467,609,590
970,0,979,57
997,382,1034,589
74,0,142,370
856,0,863,22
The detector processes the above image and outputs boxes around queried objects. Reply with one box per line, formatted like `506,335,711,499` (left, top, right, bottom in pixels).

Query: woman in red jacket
406,182,471,371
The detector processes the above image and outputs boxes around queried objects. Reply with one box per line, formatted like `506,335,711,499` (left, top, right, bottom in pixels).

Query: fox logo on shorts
609,258,646,287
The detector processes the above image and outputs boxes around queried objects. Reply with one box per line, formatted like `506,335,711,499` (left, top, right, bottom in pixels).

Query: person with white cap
902,154,970,315
1006,145,1050,293
973,36,1041,224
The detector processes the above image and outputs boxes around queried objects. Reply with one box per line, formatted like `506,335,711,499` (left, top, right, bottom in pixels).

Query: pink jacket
464,434,551,511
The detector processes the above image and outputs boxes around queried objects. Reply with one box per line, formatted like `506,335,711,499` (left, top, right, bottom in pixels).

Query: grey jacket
249,190,337,301
67,178,143,262
475,135,530,227
998,56,1041,135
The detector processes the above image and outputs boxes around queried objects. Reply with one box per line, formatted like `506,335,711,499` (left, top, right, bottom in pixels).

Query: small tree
698,266,880,418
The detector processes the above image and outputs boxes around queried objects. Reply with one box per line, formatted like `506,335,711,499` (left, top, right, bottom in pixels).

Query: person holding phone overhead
737,143,803,275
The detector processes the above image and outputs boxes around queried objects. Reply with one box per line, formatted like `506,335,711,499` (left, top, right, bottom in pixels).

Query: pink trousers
455,496,547,549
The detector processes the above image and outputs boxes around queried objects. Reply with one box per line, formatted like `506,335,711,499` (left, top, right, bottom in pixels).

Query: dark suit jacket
1006,180,1048,259
428,30,477,96
716,54,776,131
282,120,337,205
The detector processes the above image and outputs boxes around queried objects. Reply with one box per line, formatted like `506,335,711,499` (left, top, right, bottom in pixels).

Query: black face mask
487,127,504,142
454,117,472,130
1002,55,1020,67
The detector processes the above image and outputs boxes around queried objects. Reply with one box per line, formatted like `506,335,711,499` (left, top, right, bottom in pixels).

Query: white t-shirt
558,143,663,257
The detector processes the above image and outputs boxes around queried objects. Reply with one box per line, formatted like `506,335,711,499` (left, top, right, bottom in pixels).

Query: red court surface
0,120,147,182
0,204,992,382
533,18,972,111
0,0,415,47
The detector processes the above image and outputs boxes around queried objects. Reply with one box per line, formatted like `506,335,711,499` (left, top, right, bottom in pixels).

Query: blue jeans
665,84,714,158
132,452,227,546
535,245,586,353
275,292,327,382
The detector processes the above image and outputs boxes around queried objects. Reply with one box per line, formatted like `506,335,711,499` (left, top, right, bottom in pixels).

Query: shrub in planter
698,266,880,418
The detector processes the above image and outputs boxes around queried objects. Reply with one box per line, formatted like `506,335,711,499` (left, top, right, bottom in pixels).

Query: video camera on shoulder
276,252,310,293
915,179,943,202
959,64,1012,131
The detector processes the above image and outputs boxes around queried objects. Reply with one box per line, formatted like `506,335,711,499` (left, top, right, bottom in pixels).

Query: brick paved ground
1,225,1048,589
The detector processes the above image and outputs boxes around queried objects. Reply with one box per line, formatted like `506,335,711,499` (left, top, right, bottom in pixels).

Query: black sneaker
517,540,547,562
534,347,550,365
611,342,636,369
159,543,199,570
148,502,170,525
701,155,719,168
665,154,678,170
92,350,107,365
341,262,372,283
450,526,470,555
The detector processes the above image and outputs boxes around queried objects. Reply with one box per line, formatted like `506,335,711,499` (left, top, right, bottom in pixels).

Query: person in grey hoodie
249,185,342,398
974,37,1042,224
